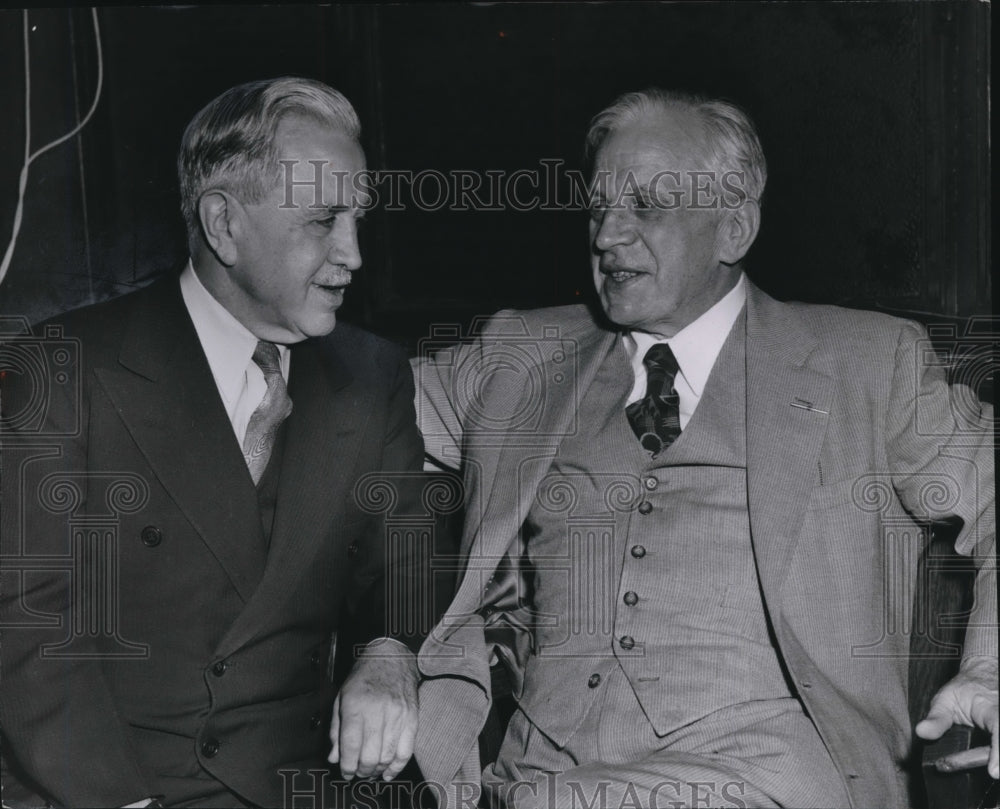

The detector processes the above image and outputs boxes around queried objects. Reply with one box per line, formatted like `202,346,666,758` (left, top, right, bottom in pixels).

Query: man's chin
277,312,339,343
598,292,644,329
304,313,338,338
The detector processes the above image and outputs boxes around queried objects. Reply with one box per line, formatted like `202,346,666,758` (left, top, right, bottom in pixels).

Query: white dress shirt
624,273,747,428
179,261,290,446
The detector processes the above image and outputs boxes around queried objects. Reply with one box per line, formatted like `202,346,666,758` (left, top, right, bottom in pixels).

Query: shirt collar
179,260,289,406
626,273,746,397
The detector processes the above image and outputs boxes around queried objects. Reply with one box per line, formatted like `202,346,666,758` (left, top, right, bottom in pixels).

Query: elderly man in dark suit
412,89,996,807
1,77,424,808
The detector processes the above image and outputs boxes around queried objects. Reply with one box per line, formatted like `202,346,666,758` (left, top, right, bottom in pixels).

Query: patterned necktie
626,343,682,456
242,340,293,484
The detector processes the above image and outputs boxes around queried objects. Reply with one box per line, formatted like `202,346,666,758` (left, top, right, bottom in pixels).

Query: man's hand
915,655,999,779
328,639,418,781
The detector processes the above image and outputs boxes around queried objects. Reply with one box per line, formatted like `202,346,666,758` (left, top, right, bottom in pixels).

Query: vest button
637,501,653,515
310,649,322,669
310,713,323,731
140,526,162,547
619,635,635,650
347,543,359,557
630,545,646,558
587,673,602,688
623,591,639,606
211,660,227,677
201,738,220,758
643,477,658,490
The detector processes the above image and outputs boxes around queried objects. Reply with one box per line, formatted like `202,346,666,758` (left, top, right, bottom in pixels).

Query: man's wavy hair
178,77,361,246
585,88,767,207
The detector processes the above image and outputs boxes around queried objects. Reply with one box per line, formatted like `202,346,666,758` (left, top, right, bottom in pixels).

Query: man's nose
592,208,634,251
331,217,362,271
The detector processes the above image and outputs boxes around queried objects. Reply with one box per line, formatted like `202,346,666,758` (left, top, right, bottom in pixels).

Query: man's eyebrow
306,203,351,214
306,203,369,220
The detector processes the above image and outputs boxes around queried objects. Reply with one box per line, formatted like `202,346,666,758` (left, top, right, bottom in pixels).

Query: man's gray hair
585,88,767,206
178,77,361,241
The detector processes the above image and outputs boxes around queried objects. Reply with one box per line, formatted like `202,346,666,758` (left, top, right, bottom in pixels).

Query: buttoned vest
518,312,794,747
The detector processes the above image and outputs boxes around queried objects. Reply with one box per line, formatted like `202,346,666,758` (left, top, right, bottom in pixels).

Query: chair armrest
921,725,997,809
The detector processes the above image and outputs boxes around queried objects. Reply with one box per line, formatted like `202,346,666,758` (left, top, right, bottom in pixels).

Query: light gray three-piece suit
410,281,995,808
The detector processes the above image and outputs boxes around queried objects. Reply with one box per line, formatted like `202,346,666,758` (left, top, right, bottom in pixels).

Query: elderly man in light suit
411,89,996,808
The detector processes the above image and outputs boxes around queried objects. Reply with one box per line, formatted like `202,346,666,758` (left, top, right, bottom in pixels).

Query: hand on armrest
916,655,999,779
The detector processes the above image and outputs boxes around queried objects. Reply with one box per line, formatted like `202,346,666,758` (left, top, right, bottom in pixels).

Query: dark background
0,3,991,349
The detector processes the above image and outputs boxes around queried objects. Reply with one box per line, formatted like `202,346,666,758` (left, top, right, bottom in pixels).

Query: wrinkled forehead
274,113,367,208
592,107,711,188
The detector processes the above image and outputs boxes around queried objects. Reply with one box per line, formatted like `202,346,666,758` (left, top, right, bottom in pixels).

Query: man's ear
198,190,242,267
716,199,760,266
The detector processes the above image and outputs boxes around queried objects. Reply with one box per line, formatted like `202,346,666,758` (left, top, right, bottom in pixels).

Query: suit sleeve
1,337,152,807
346,345,432,654
410,345,469,473
885,320,996,662
412,308,551,473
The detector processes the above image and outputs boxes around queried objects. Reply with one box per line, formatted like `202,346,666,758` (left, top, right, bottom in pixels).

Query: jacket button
643,477,658,491
587,673,601,688
347,543,359,557
141,526,162,547
310,713,323,731
619,635,635,650
630,545,646,558
637,501,653,515
310,650,321,669
211,660,227,677
623,591,639,606
201,738,220,758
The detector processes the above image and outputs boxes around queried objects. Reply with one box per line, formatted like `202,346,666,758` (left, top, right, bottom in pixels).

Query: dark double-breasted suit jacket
411,282,996,808
0,276,425,807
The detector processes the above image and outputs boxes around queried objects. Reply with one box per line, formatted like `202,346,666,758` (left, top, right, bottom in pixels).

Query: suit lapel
744,283,834,607
216,336,362,657
93,279,266,602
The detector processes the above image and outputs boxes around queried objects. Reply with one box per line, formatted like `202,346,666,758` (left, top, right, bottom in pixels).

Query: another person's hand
328,639,418,781
915,654,999,779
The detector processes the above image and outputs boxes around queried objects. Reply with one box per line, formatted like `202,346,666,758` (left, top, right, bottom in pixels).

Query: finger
383,712,417,781
338,708,366,780
328,694,341,764
377,710,403,774
991,724,999,780
915,701,953,741
355,717,386,780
